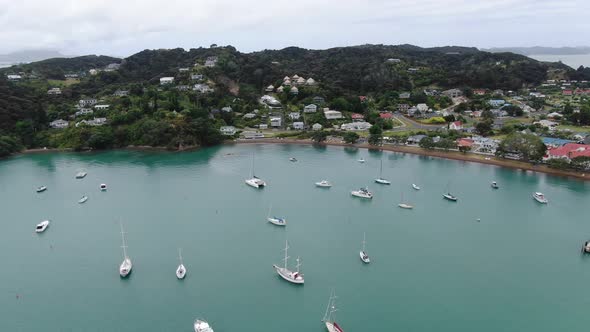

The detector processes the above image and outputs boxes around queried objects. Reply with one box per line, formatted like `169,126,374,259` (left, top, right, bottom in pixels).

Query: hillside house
220,126,237,136
265,85,275,92
7,74,22,81
79,99,97,107
49,119,69,129
304,104,318,113
47,88,62,95
324,109,343,120
292,122,304,130
191,74,204,81
94,104,110,110
312,96,325,104
113,90,129,97
160,77,174,85
449,121,463,131
442,89,462,98
270,117,282,127
544,143,590,163
341,122,372,131
399,92,411,99
312,123,323,131
75,109,94,117
288,112,301,120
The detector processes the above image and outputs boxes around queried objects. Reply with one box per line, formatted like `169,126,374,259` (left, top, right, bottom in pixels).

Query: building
242,131,265,139
387,58,401,63
204,57,218,67
544,143,590,163
341,122,372,131
260,95,281,107
176,85,190,91
312,123,323,131
113,90,129,97
221,106,233,113
562,90,573,96
79,99,97,107
6,74,22,81
541,137,574,148
290,86,299,95
351,113,364,121
379,112,393,119
94,104,110,110
160,77,175,85
442,89,462,98
407,135,426,145
535,119,559,129
194,84,214,93
76,117,107,127
416,103,429,113
292,122,304,130
488,99,506,108
243,113,257,119
265,85,275,92
449,121,463,131
471,136,500,154
397,104,410,112
324,109,343,120
399,92,411,99
47,88,62,95
89,69,99,75
104,63,121,71
313,96,325,104
179,67,190,72
191,74,204,81
277,86,285,93
49,119,69,129
64,74,79,79
473,89,487,96
259,124,268,130
304,104,318,113
75,109,94,117
270,117,282,127
306,78,317,86
220,126,237,136
288,112,301,120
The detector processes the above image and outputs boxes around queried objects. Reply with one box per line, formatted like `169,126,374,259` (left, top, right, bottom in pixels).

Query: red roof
452,121,462,126
359,96,368,102
547,143,590,159
457,138,474,147
379,112,393,119
563,90,573,95
351,113,364,119
473,89,486,95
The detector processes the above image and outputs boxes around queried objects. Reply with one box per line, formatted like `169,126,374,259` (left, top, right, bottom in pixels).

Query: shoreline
232,139,590,182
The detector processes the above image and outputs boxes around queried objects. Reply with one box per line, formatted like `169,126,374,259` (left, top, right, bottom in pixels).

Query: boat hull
533,196,548,204
78,197,88,204
119,259,132,278
360,251,370,263
267,217,287,226
36,187,47,193
245,178,266,188
398,203,413,209
273,265,304,284
374,178,391,185
443,195,457,201
412,184,420,190
325,321,344,332
351,192,372,199
194,319,214,332
315,182,332,188
176,264,186,279
35,220,50,233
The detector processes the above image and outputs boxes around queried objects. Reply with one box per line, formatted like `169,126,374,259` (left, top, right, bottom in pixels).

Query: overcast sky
1,0,589,56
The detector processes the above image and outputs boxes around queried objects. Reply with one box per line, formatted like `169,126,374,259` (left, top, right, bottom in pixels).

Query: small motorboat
358,158,365,163
289,157,297,162
100,183,107,191
36,186,47,193
582,241,590,254
75,171,87,179
443,193,458,201
398,203,414,209
78,195,88,204
491,181,499,189
412,183,420,190
35,220,50,233
315,180,332,188
194,319,214,332
533,192,548,204
351,187,373,199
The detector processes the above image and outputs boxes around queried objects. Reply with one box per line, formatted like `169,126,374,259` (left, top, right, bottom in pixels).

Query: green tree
475,120,494,136
343,132,360,144
496,133,546,162
419,136,434,149
368,124,383,145
311,131,328,143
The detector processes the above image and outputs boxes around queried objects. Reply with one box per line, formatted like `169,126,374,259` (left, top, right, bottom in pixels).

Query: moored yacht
412,183,420,190
100,183,107,191
322,289,344,332
119,224,132,278
75,170,87,179
360,233,370,263
35,220,50,233
374,159,391,185
351,187,373,199
358,158,365,163
582,241,590,254
491,181,499,189
245,154,266,188
194,319,214,332
315,180,332,188
533,192,548,204
267,205,286,226
176,248,186,279
36,186,47,193
443,193,457,201
273,240,304,284
289,157,297,162
78,195,88,204
398,192,413,209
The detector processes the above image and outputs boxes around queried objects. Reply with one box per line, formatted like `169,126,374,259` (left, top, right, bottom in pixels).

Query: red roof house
351,113,364,120
545,143,590,162
457,138,474,148
379,112,393,119
563,90,573,96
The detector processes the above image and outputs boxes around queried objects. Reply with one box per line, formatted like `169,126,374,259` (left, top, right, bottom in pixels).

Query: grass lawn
556,125,590,134
48,78,80,87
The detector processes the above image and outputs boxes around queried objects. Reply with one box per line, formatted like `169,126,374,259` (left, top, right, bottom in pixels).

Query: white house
221,106,233,113
242,131,265,139
160,77,175,85
259,124,268,130
204,57,218,67
304,104,317,113
306,78,317,86
76,117,107,127
277,86,285,93
449,121,463,130
75,109,94,117
113,90,129,97
288,112,301,120
79,99,97,107
292,122,304,130
270,117,282,127
220,126,237,136
7,74,22,81
194,84,214,93
49,119,69,129
260,95,281,106
179,67,190,72
442,89,462,98
290,86,299,95
94,104,110,110
417,103,429,113
191,74,204,81
324,109,343,120
47,88,62,95
312,123,323,131
243,113,257,119
265,85,275,92
341,122,372,131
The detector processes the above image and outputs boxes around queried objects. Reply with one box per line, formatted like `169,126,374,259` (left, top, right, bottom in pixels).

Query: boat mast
178,248,183,265
120,223,128,260
250,153,255,178
283,240,290,269
296,257,301,273
322,289,338,322
362,232,366,252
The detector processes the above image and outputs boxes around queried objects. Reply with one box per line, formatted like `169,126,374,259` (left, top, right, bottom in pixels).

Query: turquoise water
1,144,590,331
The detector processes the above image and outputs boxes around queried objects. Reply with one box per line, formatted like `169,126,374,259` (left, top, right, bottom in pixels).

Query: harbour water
529,54,590,69
1,144,590,331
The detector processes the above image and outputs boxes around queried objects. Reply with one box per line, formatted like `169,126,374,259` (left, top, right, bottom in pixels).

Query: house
379,112,393,119
457,138,474,148
312,96,325,104
75,109,94,117
397,104,410,112
359,96,368,103
288,112,301,120
351,113,364,121
221,106,233,113
283,79,291,86
449,121,463,130
64,74,79,79
306,78,317,86
563,90,573,96
544,143,590,163
204,57,218,67
113,90,129,97
47,88,62,95
260,95,281,107
399,92,411,99
220,126,237,136
312,123,323,131
471,136,500,153
179,67,190,72
535,119,559,129
94,104,110,110
290,86,299,95
324,110,343,120
242,131,265,139
387,58,401,63
442,89,462,98
243,113,257,119
6,74,22,81
89,69,99,75
407,135,426,145
541,137,574,148
416,103,429,113
191,74,204,81
407,106,419,117
265,85,275,92
277,86,285,93
296,77,306,85
547,112,563,119
488,99,506,108
292,122,304,130
473,89,487,96
49,119,69,129
160,77,174,85
493,89,504,96
194,84,214,93
104,63,121,71
270,117,282,127
304,104,318,113
175,85,190,91
79,99,97,107
76,117,107,127
341,122,372,131
259,124,268,130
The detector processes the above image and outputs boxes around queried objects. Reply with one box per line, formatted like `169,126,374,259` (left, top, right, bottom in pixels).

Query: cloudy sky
1,0,588,56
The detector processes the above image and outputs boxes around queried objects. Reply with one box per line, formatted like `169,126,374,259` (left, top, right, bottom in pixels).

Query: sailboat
272,240,304,284
322,289,344,332
267,205,286,226
176,248,187,279
119,224,133,278
398,192,414,209
443,183,458,201
374,159,391,185
245,153,266,188
412,183,420,190
359,233,370,263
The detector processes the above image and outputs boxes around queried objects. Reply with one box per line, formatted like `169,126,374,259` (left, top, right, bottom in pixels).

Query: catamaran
315,180,332,188
35,220,50,233
194,319,214,332
267,205,286,226
374,159,391,185
245,153,266,188
351,187,373,199
78,195,88,204
176,248,186,279
119,224,133,278
360,232,370,263
398,192,414,209
272,240,304,284
36,186,47,193
322,289,344,332
533,192,548,204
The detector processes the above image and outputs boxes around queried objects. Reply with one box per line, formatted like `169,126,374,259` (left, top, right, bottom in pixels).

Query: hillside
3,55,120,79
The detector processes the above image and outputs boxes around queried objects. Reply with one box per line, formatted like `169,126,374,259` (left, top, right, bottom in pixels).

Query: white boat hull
360,251,370,263
351,191,373,199
176,264,186,279
273,265,304,284
75,172,87,179
268,217,287,226
78,196,88,204
443,194,457,201
194,319,214,332
100,184,107,191
245,178,266,188
315,181,332,188
533,193,548,204
374,178,391,185
36,186,47,193
325,321,344,332
35,220,50,233
412,184,420,190
398,203,414,209
120,258,132,278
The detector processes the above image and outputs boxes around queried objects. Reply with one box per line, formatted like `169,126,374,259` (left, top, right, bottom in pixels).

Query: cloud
0,0,587,56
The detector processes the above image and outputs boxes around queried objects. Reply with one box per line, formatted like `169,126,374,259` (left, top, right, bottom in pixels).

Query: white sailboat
398,192,414,209
194,319,214,332
374,159,391,185
75,169,87,179
176,248,187,279
245,153,266,188
322,289,345,332
78,195,88,204
412,183,420,190
443,183,457,202
119,224,132,278
272,240,304,284
360,232,370,263
267,205,286,226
